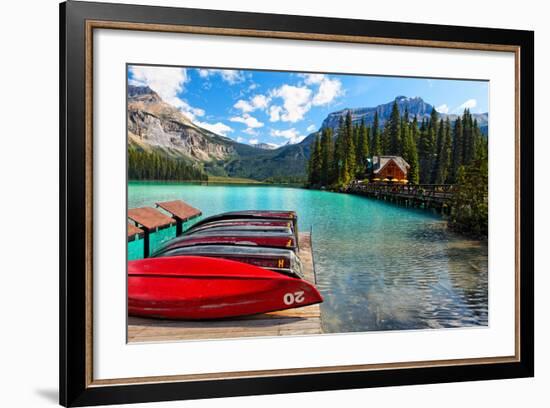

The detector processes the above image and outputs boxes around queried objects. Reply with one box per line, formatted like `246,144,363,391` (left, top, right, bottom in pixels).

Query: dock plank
127,223,144,241
128,207,175,230
156,200,202,222
128,232,322,342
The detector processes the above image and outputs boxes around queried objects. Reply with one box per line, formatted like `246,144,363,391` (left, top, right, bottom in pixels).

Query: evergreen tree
371,111,382,156
432,118,445,183
388,101,402,155
462,109,474,165
409,116,421,183
473,119,488,161
381,123,391,155
353,123,360,158
332,116,346,185
450,116,463,183
355,119,369,178
411,116,420,146
427,109,440,183
435,118,452,184
401,115,420,184
128,149,207,181
449,154,488,237
342,111,356,183
320,127,333,186
418,121,434,184
307,134,322,185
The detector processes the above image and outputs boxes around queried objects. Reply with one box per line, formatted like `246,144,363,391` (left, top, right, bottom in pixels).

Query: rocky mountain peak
128,85,162,103
321,96,487,131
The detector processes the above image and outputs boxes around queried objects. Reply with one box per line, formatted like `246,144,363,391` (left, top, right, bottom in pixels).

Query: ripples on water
128,182,488,333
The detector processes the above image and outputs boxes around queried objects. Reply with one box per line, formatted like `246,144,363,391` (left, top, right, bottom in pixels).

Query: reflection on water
128,182,488,333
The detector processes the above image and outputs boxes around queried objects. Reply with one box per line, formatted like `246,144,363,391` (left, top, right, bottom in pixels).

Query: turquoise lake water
128,181,488,333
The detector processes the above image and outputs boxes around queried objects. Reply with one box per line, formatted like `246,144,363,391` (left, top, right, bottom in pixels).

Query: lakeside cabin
370,155,410,183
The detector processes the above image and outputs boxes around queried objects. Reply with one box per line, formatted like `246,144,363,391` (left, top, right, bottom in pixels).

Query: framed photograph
60,1,534,406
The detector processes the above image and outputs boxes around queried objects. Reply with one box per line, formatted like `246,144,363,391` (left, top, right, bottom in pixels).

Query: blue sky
128,65,488,147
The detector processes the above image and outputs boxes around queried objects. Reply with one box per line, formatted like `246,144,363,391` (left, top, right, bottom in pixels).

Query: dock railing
345,182,456,210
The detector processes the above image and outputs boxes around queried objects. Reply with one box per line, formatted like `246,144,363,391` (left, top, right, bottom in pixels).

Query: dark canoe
186,218,294,233
186,210,299,246
152,244,304,279
155,230,298,253
185,225,293,236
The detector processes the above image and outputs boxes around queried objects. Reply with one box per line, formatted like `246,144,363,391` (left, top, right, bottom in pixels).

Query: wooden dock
127,232,322,342
346,182,456,212
128,201,202,257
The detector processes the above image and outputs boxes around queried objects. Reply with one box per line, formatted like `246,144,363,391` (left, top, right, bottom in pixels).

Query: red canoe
189,210,297,232
158,231,297,253
187,219,293,234
128,256,323,319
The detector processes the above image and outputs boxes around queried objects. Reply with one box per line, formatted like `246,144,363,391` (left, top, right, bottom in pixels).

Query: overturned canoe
186,218,294,234
185,225,293,236
156,230,298,252
153,244,304,279
128,256,322,320
187,210,298,244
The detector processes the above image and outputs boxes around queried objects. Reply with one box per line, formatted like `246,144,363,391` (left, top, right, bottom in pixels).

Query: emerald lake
128,181,488,333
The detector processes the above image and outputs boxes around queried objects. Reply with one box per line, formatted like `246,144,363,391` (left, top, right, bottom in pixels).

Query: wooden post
143,229,150,258
175,218,183,236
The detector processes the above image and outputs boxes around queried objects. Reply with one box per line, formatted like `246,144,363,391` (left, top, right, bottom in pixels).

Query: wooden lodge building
370,155,410,182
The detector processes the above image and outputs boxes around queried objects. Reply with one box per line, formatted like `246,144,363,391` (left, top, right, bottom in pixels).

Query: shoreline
128,179,306,188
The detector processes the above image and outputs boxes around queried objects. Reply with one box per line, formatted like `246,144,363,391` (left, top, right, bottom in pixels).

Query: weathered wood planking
156,200,202,222
127,223,144,241
128,207,175,231
128,232,322,342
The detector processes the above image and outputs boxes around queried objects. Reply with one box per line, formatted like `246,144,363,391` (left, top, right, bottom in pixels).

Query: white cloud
195,121,233,136
128,78,145,87
221,70,245,84
455,99,477,112
230,113,264,129
129,65,188,108
251,94,270,110
197,69,210,78
243,128,258,136
179,104,205,122
234,99,254,113
306,124,317,133
269,106,283,122
236,136,245,143
312,76,343,106
269,76,343,123
436,104,449,114
301,73,326,85
270,85,312,122
234,94,271,113
196,68,244,84
249,138,259,145
270,128,306,144
129,65,208,122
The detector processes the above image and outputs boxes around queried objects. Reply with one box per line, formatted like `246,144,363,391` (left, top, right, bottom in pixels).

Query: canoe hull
160,233,297,253
128,256,322,320
154,244,304,278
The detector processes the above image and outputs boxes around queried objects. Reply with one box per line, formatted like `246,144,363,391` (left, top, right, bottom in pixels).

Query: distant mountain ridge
321,95,488,134
127,85,260,163
127,86,488,181
254,142,279,150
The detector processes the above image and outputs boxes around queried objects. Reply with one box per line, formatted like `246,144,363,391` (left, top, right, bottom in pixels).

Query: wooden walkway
127,232,322,342
346,182,456,212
